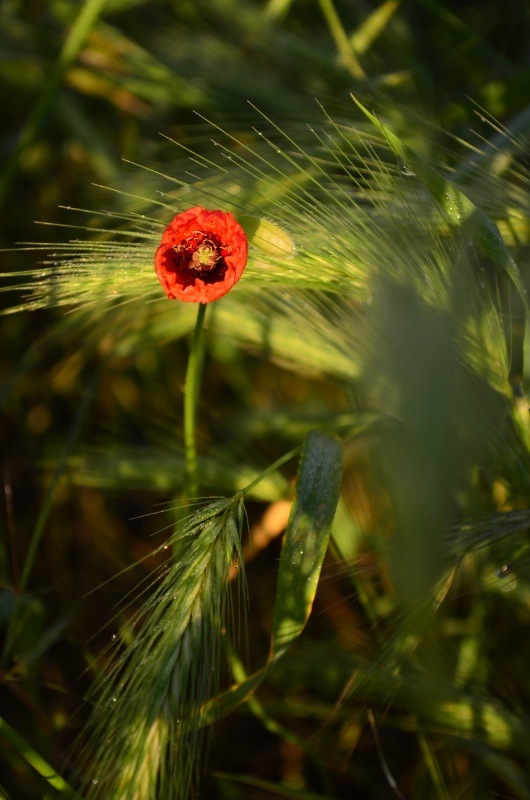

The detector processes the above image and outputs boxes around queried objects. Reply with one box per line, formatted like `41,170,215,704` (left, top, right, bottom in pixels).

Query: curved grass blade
0,716,74,795
270,430,343,658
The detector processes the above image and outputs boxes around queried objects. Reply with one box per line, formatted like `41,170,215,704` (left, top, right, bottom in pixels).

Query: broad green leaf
271,429,343,657
202,430,343,725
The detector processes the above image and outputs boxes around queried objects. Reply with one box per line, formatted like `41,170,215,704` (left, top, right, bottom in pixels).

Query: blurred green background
2,0,530,797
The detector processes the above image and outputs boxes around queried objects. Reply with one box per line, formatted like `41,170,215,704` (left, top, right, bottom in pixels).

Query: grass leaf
271,430,343,658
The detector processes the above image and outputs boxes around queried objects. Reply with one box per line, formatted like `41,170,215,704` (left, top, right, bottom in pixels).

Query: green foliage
2,0,530,798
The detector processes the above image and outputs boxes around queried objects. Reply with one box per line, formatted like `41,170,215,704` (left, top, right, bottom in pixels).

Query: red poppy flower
154,206,248,303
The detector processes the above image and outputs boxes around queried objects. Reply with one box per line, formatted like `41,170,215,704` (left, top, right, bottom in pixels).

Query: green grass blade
19,366,100,589
0,716,74,794
226,645,334,795
317,0,366,80
350,0,401,56
270,430,343,658
202,430,343,725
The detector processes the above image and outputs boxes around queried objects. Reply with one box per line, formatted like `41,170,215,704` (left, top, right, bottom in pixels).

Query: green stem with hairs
184,302,208,499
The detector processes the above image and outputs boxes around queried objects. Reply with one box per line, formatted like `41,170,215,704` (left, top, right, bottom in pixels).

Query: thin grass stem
19,367,101,589
241,445,301,496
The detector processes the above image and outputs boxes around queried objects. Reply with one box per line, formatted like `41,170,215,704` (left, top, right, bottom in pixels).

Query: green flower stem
184,302,208,499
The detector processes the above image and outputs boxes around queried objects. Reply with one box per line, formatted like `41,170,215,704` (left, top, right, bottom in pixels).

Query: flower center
172,232,228,275
189,240,220,271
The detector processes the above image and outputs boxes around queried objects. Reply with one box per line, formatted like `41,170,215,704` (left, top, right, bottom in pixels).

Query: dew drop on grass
495,563,512,578
397,158,415,177
495,563,517,592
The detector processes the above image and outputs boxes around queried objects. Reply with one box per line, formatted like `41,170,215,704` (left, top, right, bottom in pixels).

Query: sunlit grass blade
317,0,365,80
271,430,343,658
0,716,73,795
66,445,291,501
350,0,400,56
